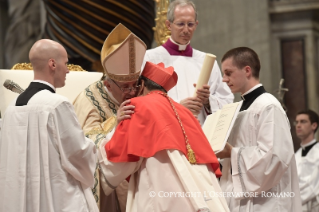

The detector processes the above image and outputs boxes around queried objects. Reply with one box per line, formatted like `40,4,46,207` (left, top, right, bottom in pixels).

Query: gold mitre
101,23,147,82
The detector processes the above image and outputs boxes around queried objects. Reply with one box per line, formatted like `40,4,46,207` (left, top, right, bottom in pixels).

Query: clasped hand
180,84,210,115
116,99,135,124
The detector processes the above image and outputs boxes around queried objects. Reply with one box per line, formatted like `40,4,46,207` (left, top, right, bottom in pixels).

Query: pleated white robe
97,130,230,212
295,142,319,211
0,90,98,212
219,93,302,211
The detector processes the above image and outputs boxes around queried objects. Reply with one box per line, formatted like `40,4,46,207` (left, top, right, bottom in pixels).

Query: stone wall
191,0,273,101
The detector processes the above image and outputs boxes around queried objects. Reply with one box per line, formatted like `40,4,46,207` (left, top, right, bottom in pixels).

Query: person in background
294,109,319,212
144,0,233,125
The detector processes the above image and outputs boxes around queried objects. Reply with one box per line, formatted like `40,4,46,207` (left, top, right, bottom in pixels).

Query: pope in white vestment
144,38,234,125
73,23,147,212
295,140,319,211
0,86,97,212
219,85,302,212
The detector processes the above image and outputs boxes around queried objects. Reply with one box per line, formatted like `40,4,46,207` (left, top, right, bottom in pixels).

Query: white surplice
219,93,302,211
97,130,230,212
0,90,98,212
144,46,233,125
295,141,319,212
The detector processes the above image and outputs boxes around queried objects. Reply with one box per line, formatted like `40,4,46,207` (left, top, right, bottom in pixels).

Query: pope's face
104,79,138,104
295,114,316,140
166,5,198,45
221,58,248,95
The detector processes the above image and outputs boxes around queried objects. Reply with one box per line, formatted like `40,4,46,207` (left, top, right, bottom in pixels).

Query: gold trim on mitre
101,23,147,82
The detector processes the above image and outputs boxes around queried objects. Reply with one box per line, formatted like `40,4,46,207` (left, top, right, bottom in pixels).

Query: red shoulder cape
105,92,221,177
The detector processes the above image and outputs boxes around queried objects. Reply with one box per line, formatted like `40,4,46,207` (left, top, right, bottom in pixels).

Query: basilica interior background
0,0,318,150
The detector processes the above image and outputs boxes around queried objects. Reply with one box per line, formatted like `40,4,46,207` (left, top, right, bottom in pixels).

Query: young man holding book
216,47,301,211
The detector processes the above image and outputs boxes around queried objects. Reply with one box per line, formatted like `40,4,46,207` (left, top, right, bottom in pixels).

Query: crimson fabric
105,91,221,177
162,38,193,57
142,62,178,92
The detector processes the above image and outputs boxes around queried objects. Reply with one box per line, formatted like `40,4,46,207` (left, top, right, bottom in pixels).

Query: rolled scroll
193,54,216,97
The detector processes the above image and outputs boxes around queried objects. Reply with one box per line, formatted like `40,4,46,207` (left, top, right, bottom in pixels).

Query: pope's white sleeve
208,61,234,113
55,101,97,188
98,129,142,195
230,105,294,197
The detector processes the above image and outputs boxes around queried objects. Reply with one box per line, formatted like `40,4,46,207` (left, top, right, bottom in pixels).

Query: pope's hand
215,143,233,159
180,97,203,115
117,99,135,124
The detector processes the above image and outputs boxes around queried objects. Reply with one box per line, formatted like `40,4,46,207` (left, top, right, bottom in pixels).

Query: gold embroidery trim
107,71,140,82
129,35,135,74
85,130,109,136
85,116,117,137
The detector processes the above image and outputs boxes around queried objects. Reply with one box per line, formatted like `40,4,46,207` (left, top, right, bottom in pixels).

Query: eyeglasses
111,79,140,94
293,120,309,126
172,22,197,29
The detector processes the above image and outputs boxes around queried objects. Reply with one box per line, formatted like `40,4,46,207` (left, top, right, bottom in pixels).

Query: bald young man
0,39,98,212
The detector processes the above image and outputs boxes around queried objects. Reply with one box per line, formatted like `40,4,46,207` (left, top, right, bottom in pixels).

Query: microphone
3,79,25,94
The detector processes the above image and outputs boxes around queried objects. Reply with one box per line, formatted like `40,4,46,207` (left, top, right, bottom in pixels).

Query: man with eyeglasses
294,109,319,212
144,0,233,125
73,23,147,212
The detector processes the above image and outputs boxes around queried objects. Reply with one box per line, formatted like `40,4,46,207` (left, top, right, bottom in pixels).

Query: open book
202,101,242,153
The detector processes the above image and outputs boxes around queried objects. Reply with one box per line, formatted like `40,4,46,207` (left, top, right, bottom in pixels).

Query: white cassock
144,46,233,125
97,130,230,212
219,93,302,211
295,141,319,212
0,90,98,212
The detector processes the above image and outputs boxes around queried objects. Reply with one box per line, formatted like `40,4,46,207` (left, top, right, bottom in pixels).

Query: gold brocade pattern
154,0,171,46
67,64,86,71
107,71,140,82
81,81,119,209
85,116,117,137
88,117,117,209
11,63,86,71
11,63,33,70
85,130,110,136
129,35,135,74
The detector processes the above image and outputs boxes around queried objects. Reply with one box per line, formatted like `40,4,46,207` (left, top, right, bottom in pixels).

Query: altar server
217,47,302,212
0,39,97,212
295,109,319,212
